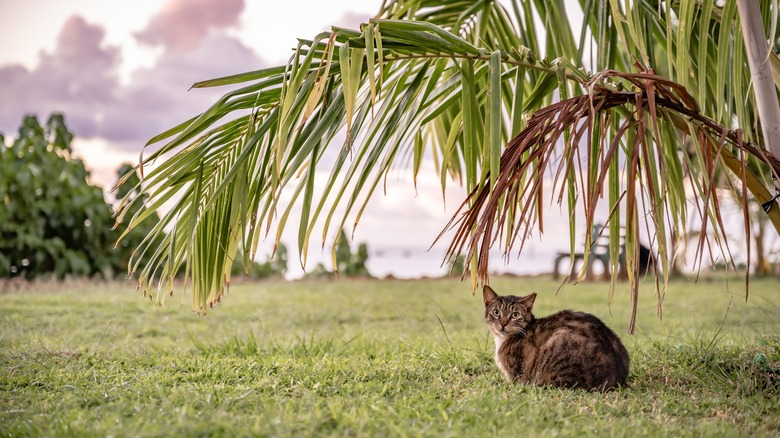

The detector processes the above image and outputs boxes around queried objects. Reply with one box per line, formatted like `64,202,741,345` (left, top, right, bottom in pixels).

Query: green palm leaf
117,0,780,331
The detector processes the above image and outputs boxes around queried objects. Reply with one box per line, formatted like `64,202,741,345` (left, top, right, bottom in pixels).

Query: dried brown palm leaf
442,70,780,333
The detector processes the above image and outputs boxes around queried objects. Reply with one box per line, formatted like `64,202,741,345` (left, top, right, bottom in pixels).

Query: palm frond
441,69,780,332
116,0,780,325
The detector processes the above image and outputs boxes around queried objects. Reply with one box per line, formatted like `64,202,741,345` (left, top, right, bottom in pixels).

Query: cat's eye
490,309,500,318
510,312,521,320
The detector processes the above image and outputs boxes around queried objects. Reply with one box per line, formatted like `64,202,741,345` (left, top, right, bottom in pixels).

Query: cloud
0,14,266,152
53,15,119,69
332,12,372,29
99,33,265,147
0,16,120,138
135,0,244,50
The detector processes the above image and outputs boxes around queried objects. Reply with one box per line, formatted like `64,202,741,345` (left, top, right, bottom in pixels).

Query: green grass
1,276,778,437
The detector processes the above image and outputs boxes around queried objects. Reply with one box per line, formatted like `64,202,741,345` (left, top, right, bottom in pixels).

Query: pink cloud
53,16,119,68
0,16,120,137
0,14,265,148
135,0,244,50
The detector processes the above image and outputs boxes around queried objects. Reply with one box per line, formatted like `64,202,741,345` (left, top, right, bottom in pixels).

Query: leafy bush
446,254,467,277
0,115,119,278
335,230,370,277
231,243,288,280
0,114,288,282
306,229,371,278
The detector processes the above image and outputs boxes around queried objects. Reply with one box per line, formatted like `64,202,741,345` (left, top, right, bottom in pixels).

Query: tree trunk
753,218,770,275
737,0,780,160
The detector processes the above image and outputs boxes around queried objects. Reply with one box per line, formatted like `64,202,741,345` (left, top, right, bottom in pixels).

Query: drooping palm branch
115,1,780,331
442,69,780,332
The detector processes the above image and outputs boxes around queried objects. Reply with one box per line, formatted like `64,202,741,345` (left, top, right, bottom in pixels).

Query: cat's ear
483,285,499,305
521,292,537,311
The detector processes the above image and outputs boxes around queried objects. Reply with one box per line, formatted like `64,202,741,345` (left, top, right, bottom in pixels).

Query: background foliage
305,229,371,279
0,115,120,278
230,242,288,280
0,114,289,281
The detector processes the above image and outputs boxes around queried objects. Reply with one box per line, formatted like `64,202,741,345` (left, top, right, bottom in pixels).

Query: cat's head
482,285,536,339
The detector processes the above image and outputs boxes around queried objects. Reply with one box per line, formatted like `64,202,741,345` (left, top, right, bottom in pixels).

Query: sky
0,0,616,279
0,0,379,182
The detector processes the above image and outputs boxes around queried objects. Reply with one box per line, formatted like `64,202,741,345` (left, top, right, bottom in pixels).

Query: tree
447,254,467,277
335,229,371,277
0,115,166,280
306,230,371,279
230,242,288,280
0,115,117,278
119,1,780,330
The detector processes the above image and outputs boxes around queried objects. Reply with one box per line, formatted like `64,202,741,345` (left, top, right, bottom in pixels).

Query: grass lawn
1,275,778,436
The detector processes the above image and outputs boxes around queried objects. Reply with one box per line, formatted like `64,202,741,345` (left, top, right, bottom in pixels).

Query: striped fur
483,285,630,391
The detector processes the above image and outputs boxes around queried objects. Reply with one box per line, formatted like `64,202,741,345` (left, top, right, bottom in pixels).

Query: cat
482,285,630,391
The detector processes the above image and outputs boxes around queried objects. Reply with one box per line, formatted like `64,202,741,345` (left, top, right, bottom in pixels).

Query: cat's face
483,285,536,339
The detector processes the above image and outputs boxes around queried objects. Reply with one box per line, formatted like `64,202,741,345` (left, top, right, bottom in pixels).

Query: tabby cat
483,285,629,391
